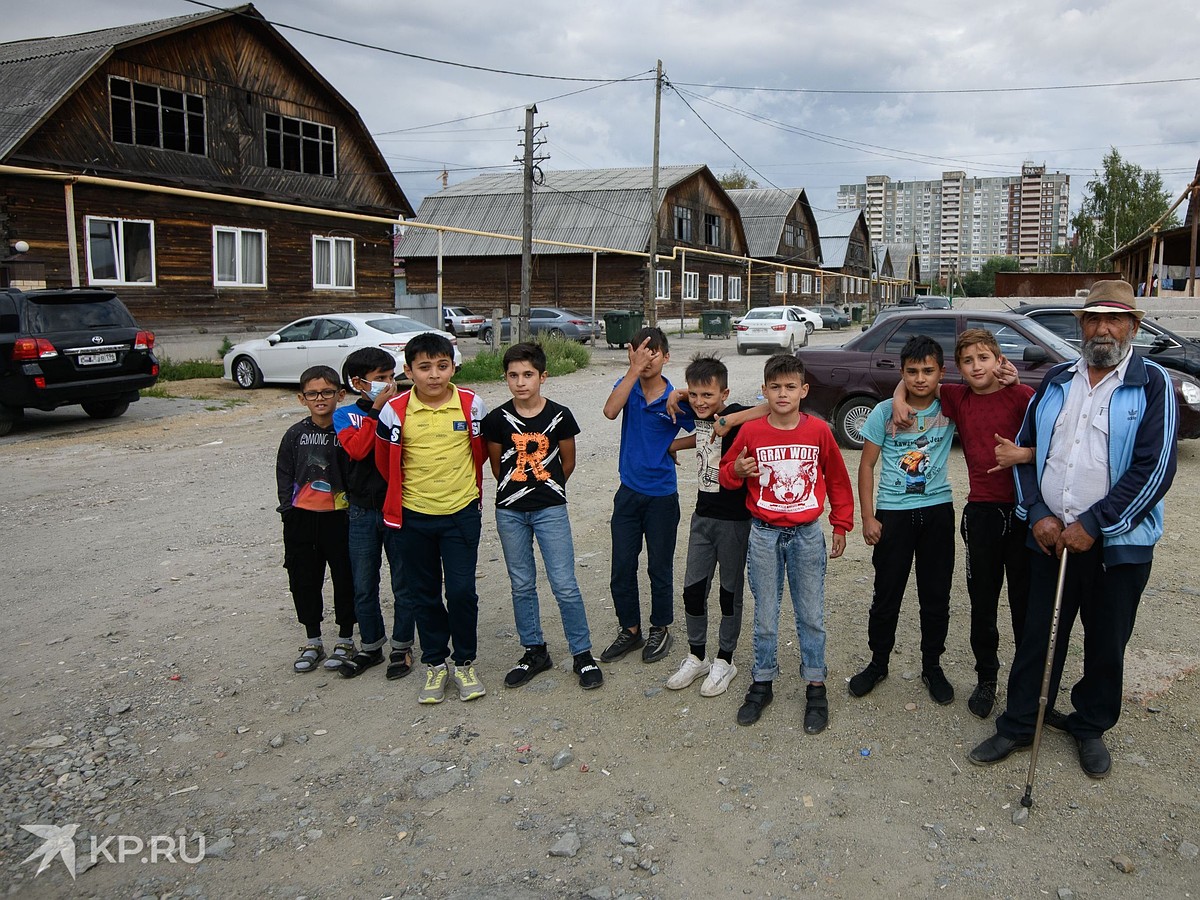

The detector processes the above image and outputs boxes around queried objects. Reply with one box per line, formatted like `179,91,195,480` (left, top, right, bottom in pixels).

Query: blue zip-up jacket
1013,354,1177,565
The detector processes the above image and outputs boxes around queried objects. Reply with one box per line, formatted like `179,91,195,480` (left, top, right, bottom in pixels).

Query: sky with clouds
7,0,1200,220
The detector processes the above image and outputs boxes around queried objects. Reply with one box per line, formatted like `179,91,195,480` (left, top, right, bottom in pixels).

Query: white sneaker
666,654,711,690
700,659,738,697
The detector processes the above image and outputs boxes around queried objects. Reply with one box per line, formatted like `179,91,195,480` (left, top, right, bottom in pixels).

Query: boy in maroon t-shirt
892,328,1034,718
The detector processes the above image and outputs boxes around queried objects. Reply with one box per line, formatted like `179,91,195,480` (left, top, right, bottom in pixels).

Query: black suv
0,288,159,435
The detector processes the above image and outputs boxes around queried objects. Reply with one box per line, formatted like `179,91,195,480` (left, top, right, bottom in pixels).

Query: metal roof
726,188,805,258
820,236,850,269
399,165,708,257
811,208,864,239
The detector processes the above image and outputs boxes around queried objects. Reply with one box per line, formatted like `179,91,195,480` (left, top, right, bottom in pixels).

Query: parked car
796,308,1200,449
815,305,851,330
442,305,486,336
477,307,603,344
0,287,159,435
223,313,461,389
735,306,817,355
898,295,952,309
1014,303,1200,377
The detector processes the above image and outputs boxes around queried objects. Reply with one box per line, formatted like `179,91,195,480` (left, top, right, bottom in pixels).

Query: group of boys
272,321,1041,735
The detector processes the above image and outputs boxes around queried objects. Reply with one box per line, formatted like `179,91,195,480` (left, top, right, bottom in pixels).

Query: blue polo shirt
616,376,694,496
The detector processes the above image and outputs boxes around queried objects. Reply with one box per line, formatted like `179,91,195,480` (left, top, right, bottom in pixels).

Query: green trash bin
700,309,732,339
851,306,863,324
604,310,644,348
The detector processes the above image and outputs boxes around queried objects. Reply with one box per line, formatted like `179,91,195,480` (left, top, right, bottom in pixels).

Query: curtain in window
314,239,332,286
333,239,352,288
240,232,264,285
216,230,237,283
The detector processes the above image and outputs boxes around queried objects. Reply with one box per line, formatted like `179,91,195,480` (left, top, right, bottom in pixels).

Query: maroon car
797,308,1200,449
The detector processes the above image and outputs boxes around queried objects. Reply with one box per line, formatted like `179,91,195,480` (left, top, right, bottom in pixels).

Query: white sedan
735,305,818,355
223,313,462,389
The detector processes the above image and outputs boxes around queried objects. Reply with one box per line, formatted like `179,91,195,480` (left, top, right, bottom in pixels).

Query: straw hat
1071,280,1146,320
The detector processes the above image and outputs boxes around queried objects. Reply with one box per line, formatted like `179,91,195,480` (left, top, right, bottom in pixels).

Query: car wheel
805,321,814,335
480,326,493,344
546,327,565,340
232,356,263,389
81,399,130,420
834,396,877,451
0,404,22,437
446,322,456,336
737,343,747,356
787,335,796,353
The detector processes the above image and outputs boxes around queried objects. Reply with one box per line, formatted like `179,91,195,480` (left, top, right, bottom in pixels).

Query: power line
671,74,1200,95
665,81,780,191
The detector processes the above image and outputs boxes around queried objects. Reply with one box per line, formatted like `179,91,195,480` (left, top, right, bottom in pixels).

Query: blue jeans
609,485,680,630
746,518,828,683
347,505,414,652
495,504,592,656
395,504,482,666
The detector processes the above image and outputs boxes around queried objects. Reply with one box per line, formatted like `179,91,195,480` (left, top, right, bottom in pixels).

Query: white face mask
363,380,391,400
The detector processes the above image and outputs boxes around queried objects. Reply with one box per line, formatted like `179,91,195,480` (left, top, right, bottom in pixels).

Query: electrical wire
665,81,780,191
671,74,1200,95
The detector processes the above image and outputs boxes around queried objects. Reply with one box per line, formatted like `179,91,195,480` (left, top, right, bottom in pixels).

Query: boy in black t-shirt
481,343,603,690
665,355,763,697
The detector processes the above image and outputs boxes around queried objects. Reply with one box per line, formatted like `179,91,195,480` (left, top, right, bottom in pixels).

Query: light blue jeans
495,504,593,656
747,518,828,683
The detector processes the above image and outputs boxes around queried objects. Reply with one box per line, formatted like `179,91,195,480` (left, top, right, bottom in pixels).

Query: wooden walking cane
1021,548,1069,810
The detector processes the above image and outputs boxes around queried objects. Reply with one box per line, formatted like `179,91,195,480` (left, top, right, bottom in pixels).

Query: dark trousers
997,546,1150,741
282,507,355,637
960,502,1031,682
867,503,954,670
395,504,482,666
610,485,680,630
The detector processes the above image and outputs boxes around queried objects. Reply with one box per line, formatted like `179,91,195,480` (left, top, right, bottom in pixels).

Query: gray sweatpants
681,513,751,656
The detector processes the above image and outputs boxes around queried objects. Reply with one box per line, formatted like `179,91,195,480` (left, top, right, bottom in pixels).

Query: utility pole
516,106,548,344
645,60,663,327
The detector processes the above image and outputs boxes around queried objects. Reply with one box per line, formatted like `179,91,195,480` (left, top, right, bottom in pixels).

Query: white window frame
790,272,799,293
85,216,156,286
727,276,742,303
312,235,355,290
801,273,812,294
708,274,723,301
775,272,786,294
683,271,699,301
814,274,822,295
655,269,671,300
213,226,267,287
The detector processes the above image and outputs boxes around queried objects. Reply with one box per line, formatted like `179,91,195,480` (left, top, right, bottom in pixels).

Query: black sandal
340,648,384,679
386,648,414,680
293,644,325,674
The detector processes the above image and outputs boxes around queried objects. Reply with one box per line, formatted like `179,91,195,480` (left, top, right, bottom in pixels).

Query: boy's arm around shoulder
718,422,754,490
334,405,380,462
375,398,402,482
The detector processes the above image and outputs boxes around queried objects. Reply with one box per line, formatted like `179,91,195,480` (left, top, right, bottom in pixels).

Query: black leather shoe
1075,736,1111,779
968,732,1032,766
804,683,828,734
737,681,774,726
1042,707,1070,733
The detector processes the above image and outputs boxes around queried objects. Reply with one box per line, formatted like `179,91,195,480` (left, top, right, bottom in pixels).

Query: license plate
78,353,117,366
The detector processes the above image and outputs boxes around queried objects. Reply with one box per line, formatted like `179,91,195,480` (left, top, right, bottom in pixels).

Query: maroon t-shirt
939,383,1035,504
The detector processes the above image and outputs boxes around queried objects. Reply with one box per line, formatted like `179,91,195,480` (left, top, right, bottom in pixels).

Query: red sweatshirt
719,414,854,533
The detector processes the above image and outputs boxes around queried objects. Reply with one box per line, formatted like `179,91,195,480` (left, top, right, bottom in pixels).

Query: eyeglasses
302,389,338,400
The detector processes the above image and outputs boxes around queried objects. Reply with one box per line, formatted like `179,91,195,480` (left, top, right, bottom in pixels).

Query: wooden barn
0,5,412,329
398,165,749,317
726,188,823,308
812,208,872,308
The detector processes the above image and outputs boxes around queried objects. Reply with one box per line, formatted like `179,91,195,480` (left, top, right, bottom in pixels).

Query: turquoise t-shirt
862,398,955,510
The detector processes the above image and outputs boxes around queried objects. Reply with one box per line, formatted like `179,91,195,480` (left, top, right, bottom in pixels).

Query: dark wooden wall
2,175,395,328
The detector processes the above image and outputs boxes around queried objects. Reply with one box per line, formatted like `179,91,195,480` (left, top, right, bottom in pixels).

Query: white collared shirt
1040,351,1132,525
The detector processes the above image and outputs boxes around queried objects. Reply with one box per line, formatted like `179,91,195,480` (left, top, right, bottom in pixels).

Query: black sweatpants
282,507,356,638
960,501,1030,682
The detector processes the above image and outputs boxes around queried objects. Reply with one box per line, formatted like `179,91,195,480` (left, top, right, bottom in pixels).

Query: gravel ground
1,329,1197,899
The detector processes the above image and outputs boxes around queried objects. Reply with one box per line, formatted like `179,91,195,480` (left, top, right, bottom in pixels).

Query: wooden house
882,242,921,290
813,209,871,307
398,165,749,317
0,5,412,328
726,188,822,308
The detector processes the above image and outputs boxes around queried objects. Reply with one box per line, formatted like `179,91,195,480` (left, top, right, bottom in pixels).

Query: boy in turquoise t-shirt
849,335,958,706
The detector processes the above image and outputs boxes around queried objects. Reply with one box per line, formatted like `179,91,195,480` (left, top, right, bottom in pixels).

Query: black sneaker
922,667,955,705
848,661,888,697
573,652,604,690
737,681,774,726
504,646,552,688
968,680,997,718
600,628,645,662
641,626,672,663
804,683,829,734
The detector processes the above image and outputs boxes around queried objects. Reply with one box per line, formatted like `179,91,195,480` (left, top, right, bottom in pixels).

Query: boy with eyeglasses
276,365,356,674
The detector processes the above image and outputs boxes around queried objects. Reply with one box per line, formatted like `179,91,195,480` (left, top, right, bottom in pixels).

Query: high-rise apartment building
838,165,1070,278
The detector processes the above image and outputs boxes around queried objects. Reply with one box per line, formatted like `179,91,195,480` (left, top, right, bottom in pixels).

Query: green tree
1070,148,1177,270
717,167,759,190
962,256,1019,297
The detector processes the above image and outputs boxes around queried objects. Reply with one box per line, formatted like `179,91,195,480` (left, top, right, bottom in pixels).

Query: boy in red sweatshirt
719,353,854,732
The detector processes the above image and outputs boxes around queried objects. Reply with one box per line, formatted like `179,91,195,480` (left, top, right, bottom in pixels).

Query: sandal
386,648,414,680
293,643,325,673
323,640,356,672
340,647,384,679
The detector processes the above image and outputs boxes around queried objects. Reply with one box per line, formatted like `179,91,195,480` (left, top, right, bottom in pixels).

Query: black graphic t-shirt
482,399,581,511
693,402,751,521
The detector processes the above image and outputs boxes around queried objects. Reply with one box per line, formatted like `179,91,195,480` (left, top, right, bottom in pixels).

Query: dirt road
1,331,1197,899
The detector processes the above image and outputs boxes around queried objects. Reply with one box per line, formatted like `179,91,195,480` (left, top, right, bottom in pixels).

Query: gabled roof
811,208,864,239
883,242,919,280
399,165,710,257
872,244,892,276
820,237,850,269
725,188,820,260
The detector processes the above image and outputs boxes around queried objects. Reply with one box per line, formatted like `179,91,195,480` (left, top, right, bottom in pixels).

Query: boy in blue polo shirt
600,327,695,665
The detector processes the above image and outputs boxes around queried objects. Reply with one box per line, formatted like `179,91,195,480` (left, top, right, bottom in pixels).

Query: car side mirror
1150,336,1171,350
1023,346,1048,365
267,334,280,345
